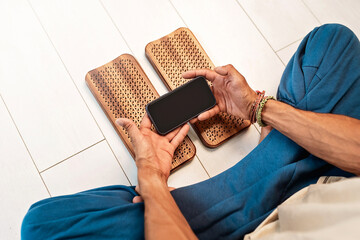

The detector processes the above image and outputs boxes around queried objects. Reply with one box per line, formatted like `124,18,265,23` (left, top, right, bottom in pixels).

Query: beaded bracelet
250,91,265,124
256,96,276,127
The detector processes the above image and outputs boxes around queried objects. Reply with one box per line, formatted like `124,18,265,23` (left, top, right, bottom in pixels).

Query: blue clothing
22,24,360,240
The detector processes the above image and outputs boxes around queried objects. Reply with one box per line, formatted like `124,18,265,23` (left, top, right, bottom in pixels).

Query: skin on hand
116,113,189,202
183,64,257,122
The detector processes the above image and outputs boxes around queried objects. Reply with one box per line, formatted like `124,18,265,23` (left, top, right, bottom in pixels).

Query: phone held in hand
146,76,216,135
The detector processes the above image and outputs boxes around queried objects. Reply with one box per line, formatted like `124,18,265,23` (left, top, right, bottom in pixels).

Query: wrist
137,166,168,197
261,99,283,126
138,173,169,200
137,165,168,183
249,91,265,123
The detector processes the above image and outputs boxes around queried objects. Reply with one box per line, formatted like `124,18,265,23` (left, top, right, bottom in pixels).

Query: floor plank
303,0,360,37
41,141,130,196
29,0,138,183
0,97,49,240
238,0,318,51
277,39,302,66
0,0,103,171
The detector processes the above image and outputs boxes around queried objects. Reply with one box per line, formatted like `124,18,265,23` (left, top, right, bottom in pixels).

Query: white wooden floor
1,0,359,238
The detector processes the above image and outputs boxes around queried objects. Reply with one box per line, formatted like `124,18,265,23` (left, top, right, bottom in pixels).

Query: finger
170,124,190,148
214,64,236,76
132,196,143,203
198,105,220,121
190,118,198,124
116,118,141,144
165,126,181,141
140,113,152,130
182,69,219,82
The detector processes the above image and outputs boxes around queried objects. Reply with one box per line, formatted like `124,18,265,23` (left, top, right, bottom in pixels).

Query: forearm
140,176,197,240
262,100,360,175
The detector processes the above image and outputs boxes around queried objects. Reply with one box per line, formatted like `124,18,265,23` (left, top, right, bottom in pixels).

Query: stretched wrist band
250,91,265,124
256,96,276,127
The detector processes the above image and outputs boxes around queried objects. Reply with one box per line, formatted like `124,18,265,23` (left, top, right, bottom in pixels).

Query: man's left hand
116,113,189,202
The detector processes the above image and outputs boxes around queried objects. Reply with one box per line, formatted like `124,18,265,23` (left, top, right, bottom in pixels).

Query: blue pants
22,24,360,240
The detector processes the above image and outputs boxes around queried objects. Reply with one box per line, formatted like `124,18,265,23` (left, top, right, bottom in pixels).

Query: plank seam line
0,94,52,196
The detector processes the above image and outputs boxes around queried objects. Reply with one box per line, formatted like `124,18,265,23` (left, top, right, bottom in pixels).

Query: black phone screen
146,76,216,135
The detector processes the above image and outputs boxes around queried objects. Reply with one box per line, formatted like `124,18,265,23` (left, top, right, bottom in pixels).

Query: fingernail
116,119,123,125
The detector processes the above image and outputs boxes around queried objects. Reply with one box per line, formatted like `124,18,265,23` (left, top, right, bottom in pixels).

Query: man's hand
116,114,189,200
183,64,257,121
116,114,197,240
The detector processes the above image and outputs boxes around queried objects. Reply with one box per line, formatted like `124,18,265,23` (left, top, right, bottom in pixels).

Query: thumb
116,118,141,144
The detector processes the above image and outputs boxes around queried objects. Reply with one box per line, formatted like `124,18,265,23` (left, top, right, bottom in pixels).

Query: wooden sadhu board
146,27,250,148
85,54,196,170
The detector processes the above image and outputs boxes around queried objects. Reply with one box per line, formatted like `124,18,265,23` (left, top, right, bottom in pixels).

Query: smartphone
146,76,216,135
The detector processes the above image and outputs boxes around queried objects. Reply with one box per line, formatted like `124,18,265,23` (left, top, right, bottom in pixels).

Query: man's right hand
183,64,257,121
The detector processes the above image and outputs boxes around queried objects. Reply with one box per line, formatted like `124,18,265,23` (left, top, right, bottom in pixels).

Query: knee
313,23,357,43
320,23,351,32
302,23,359,67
